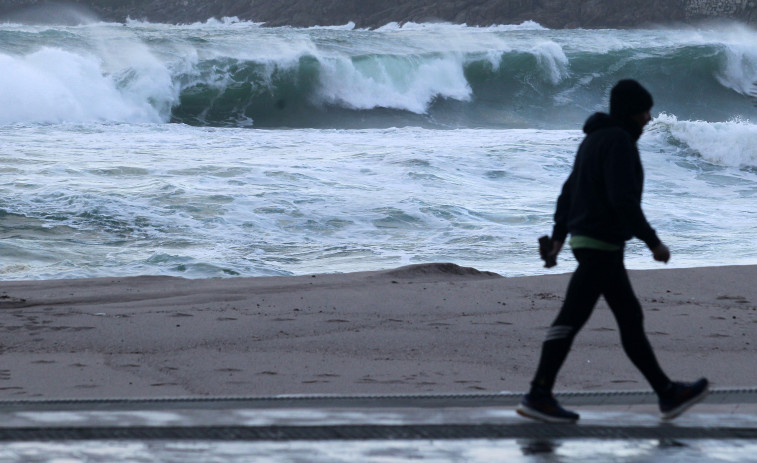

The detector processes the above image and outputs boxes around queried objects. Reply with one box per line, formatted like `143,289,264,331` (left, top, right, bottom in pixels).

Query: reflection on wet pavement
2,438,757,462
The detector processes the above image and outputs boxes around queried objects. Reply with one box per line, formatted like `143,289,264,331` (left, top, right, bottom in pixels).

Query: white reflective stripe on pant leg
545,325,573,341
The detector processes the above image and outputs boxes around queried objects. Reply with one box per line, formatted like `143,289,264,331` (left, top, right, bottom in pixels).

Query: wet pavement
0,390,755,462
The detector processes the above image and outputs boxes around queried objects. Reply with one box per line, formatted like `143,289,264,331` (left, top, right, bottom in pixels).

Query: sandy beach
0,263,755,400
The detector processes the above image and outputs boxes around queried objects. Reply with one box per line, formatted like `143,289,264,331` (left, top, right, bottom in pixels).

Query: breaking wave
0,20,755,128
653,113,757,168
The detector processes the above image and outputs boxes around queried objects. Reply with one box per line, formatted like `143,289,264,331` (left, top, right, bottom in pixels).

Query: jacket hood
583,112,643,141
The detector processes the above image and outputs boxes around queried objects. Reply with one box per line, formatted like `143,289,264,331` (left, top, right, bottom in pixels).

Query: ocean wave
169,42,754,128
0,22,755,128
652,113,757,168
0,47,175,124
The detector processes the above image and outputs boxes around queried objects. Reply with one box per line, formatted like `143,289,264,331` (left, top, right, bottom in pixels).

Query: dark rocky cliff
0,0,755,28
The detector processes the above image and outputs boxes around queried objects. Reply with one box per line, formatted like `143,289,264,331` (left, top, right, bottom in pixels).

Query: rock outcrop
0,0,755,28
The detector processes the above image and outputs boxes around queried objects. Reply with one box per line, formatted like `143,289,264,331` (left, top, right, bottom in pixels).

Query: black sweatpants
530,248,671,396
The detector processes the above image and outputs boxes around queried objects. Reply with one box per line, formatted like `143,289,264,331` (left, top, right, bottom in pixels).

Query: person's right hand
652,243,670,263
543,240,563,268
550,240,564,260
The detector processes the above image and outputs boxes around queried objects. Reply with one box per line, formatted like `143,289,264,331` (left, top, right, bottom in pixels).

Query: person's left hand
652,243,670,263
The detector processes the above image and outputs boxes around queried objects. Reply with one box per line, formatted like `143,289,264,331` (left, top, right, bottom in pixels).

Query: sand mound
380,262,501,280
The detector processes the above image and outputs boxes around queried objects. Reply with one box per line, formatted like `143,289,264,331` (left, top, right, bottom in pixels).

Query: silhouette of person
518,80,708,423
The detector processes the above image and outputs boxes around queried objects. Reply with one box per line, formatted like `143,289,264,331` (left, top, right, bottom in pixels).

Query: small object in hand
539,235,557,268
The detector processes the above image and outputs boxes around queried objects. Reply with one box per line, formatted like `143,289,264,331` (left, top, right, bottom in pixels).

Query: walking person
517,80,708,423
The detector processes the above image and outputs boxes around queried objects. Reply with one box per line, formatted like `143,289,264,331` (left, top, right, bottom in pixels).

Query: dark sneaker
516,393,579,423
659,378,709,420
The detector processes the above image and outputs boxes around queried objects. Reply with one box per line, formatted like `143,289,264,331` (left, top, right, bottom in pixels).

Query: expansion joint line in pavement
0,387,756,411
0,424,755,441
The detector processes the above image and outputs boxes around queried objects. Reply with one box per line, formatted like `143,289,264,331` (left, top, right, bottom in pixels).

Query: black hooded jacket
551,112,661,250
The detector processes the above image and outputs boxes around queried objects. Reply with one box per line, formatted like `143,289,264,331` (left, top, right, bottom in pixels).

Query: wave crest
653,113,757,168
0,47,174,124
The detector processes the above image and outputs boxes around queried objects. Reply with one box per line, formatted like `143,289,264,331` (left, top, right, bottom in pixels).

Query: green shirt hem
569,235,622,251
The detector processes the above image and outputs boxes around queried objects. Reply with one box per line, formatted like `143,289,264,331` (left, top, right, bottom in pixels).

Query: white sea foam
653,113,757,167
375,20,547,32
0,48,172,124
125,15,265,30
531,41,569,85
314,53,472,113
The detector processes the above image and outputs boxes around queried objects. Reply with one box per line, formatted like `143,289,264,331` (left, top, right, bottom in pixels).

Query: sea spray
0,48,169,123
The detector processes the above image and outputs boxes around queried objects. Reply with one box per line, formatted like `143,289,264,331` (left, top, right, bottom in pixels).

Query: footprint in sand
48,327,95,332
0,295,29,308
455,380,481,385
356,376,405,385
717,295,750,304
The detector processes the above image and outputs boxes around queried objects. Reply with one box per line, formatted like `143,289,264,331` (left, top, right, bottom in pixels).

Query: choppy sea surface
1,17,757,280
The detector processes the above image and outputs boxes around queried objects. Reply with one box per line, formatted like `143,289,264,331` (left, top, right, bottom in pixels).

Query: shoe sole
661,384,709,421
516,404,579,424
